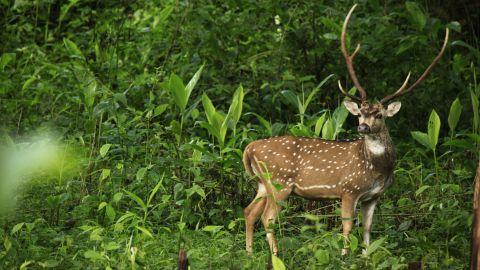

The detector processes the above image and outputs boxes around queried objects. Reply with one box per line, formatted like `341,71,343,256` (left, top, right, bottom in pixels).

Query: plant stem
433,150,439,183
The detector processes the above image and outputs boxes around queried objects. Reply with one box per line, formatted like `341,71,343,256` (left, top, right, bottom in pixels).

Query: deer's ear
385,101,401,117
343,101,360,115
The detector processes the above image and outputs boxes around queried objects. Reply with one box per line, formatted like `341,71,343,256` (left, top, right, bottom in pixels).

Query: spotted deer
243,4,449,255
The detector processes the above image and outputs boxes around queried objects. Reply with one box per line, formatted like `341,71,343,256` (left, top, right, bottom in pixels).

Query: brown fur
243,102,398,255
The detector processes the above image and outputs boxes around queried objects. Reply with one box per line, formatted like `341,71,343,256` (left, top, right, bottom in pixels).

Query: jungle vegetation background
1,0,480,269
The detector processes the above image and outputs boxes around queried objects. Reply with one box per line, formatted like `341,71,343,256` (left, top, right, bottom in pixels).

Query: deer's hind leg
244,182,267,254
261,182,292,256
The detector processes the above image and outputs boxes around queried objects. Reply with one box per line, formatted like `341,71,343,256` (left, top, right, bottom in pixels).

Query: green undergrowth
1,0,479,269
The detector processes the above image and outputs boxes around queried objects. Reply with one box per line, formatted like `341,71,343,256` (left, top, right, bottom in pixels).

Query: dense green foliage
1,0,479,269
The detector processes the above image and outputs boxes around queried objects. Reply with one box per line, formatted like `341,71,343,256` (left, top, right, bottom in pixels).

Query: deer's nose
358,124,371,133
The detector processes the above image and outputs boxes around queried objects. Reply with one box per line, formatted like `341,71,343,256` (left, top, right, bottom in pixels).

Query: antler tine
380,28,450,104
380,72,411,102
341,4,367,101
338,80,363,102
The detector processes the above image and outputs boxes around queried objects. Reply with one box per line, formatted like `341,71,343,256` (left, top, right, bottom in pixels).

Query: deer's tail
242,144,255,177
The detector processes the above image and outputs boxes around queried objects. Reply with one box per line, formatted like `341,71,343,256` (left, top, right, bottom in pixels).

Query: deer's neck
363,129,396,174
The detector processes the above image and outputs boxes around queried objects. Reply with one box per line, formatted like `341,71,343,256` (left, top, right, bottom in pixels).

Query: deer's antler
338,4,367,103
380,28,450,104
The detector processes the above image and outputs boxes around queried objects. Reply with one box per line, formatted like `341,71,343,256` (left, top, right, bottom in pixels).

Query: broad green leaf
0,53,16,71
448,98,462,133
148,174,164,205
202,93,227,144
84,250,103,260
84,79,97,109
271,255,286,270
112,192,123,203
405,2,426,30
99,144,112,157
228,220,236,230
219,121,228,146
184,65,204,107
303,213,320,221
136,226,153,238
105,204,116,222
442,138,473,149
427,110,441,150
471,90,479,133
225,85,244,131
104,241,120,251
4,236,11,251
19,261,33,270
11,222,24,235
98,201,107,210
366,237,385,256
252,113,272,136
22,76,37,92
441,183,460,193
411,131,431,150
202,93,218,127
155,5,174,27
415,185,431,196
280,90,300,109
350,234,358,253
452,41,480,62
315,249,330,265
322,118,335,140
168,74,187,112
315,113,327,136
60,0,79,17
37,260,59,268
186,184,206,199
333,103,349,137
89,227,104,241
123,189,146,210
398,220,412,231
447,21,461,33
199,122,220,143
178,222,186,232
170,119,182,136
154,104,169,117
116,212,135,224
202,225,223,233
63,38,84,59
190,108,200,120
113,92,128,106
136,167,147,181
323,33,337,40
60,0,79,23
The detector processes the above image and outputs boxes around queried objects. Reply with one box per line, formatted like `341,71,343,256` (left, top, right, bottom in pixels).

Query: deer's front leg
341,196,357,255
361,199,378,255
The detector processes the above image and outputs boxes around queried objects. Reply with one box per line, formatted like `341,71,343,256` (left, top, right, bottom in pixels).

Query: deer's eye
375,114,383,119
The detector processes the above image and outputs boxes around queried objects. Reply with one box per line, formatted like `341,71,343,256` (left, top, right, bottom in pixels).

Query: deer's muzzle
358,123,371,134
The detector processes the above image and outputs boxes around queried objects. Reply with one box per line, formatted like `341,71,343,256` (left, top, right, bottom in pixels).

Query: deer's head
343,101,401,134
338,5,449,135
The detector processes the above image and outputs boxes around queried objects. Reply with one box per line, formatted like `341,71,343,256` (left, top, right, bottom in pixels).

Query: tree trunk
472,160,480,270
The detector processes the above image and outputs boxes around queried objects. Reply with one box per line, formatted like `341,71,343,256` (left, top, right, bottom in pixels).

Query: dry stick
177,249,188,270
